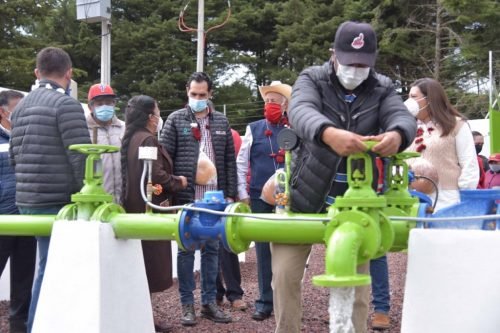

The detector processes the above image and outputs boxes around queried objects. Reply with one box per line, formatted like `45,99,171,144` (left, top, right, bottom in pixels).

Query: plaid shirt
195,115,218,200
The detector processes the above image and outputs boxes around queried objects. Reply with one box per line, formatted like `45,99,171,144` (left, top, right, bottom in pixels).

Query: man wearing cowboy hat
236,80,292,321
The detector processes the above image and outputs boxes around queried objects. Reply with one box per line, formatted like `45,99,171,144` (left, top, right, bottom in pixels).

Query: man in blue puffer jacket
0,90,37,333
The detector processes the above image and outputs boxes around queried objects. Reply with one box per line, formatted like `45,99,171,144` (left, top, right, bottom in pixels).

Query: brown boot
231,299,247,311
371,312,390,330
154,318,173,332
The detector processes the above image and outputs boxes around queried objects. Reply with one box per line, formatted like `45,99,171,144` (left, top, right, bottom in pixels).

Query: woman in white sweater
404,78,479,211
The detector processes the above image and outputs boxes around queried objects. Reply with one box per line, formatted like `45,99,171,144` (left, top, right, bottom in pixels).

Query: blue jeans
251,198,274,314
370,255,390,314
177,238,219,305
19,206,62,333
216,241,244,302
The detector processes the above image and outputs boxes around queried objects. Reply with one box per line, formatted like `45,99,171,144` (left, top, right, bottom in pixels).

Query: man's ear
330,50,337,62
283,100,289,112
65,68,73,81
34,68,41,80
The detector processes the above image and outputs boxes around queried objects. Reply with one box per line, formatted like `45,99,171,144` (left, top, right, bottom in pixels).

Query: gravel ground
0,247,408,333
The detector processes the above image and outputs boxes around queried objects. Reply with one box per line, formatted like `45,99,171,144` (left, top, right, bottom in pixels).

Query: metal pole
101,19,111,85
489,51,493,108
196,0,205,72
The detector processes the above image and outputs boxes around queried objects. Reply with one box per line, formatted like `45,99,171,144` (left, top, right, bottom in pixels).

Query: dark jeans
251,198,274,314
216,241,244,302
370,255,390,314
177,238,219,305
19,205,62,333
0,235,37,333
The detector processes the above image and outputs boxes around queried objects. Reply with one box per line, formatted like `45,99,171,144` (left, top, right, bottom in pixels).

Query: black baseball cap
333,21,377,67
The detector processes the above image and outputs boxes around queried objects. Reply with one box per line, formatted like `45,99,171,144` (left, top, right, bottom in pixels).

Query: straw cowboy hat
258,81,292,101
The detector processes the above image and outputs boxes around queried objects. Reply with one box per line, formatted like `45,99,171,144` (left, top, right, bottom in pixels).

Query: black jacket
9,80,91,207
159,106,237,204
289,62,417,213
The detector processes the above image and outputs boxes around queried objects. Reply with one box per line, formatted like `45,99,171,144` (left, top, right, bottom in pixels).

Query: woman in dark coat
120,95,187,332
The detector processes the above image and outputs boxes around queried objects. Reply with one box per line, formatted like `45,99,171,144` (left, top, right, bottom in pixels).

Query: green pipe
385,204,418,252
225,213,327,253
313,222,371,287
0,215,56,236
109,213,180,241
238,214,326,243
490,107,500,154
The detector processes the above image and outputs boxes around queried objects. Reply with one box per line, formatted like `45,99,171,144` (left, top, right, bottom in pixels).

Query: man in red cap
86,83,125,203
485,153,500,188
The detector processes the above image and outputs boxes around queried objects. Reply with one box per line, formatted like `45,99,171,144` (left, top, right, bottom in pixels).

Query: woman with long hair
120,95,187,332
404,78,479,210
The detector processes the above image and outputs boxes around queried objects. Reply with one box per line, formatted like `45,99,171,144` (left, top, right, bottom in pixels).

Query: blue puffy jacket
0,126,17,214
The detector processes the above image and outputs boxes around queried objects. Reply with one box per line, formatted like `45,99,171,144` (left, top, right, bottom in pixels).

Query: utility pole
196,0,205,72
179,0,231,73
101,19,111,85
77,0,112,84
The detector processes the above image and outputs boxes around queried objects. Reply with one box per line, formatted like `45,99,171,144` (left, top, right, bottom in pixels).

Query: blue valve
179,191,228,250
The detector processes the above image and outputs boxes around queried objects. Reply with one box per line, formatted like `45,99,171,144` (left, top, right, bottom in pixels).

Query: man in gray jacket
271,21,417,333
86,83,125,203
9,47,91,332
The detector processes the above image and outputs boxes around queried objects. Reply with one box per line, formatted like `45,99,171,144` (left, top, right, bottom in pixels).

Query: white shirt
236,125,253,200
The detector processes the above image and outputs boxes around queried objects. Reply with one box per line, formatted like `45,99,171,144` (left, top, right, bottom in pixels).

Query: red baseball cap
88,83,116,102
489,153,500,163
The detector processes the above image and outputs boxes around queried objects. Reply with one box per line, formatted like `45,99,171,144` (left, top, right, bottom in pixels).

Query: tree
0,0,57,90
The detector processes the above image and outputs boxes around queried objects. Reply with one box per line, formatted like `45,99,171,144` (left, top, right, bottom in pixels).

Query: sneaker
371,312,390,330
180,304,197,326
201,303,232,323
231,299,247,311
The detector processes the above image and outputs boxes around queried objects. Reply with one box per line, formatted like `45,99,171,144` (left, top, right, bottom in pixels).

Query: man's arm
57,101,92,187
224,120,237,200
159,113,178,158
377,88,417,153
236,125,252,202
289,67,336,144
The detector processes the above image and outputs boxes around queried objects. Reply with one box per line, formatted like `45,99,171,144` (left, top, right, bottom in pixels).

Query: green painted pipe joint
224,202,253,253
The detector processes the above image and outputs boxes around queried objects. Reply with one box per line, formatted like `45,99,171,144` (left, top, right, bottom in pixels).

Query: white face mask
404,97,426,117
156,116,164,134
490,164,500,173
336,63,370,90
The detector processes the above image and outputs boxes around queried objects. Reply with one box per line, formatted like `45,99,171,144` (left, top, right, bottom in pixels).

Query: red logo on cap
351,33,365,49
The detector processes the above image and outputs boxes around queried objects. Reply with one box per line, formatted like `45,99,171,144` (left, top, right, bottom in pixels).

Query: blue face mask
188,97,208,113
94,105,115,122
65,79,72,96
